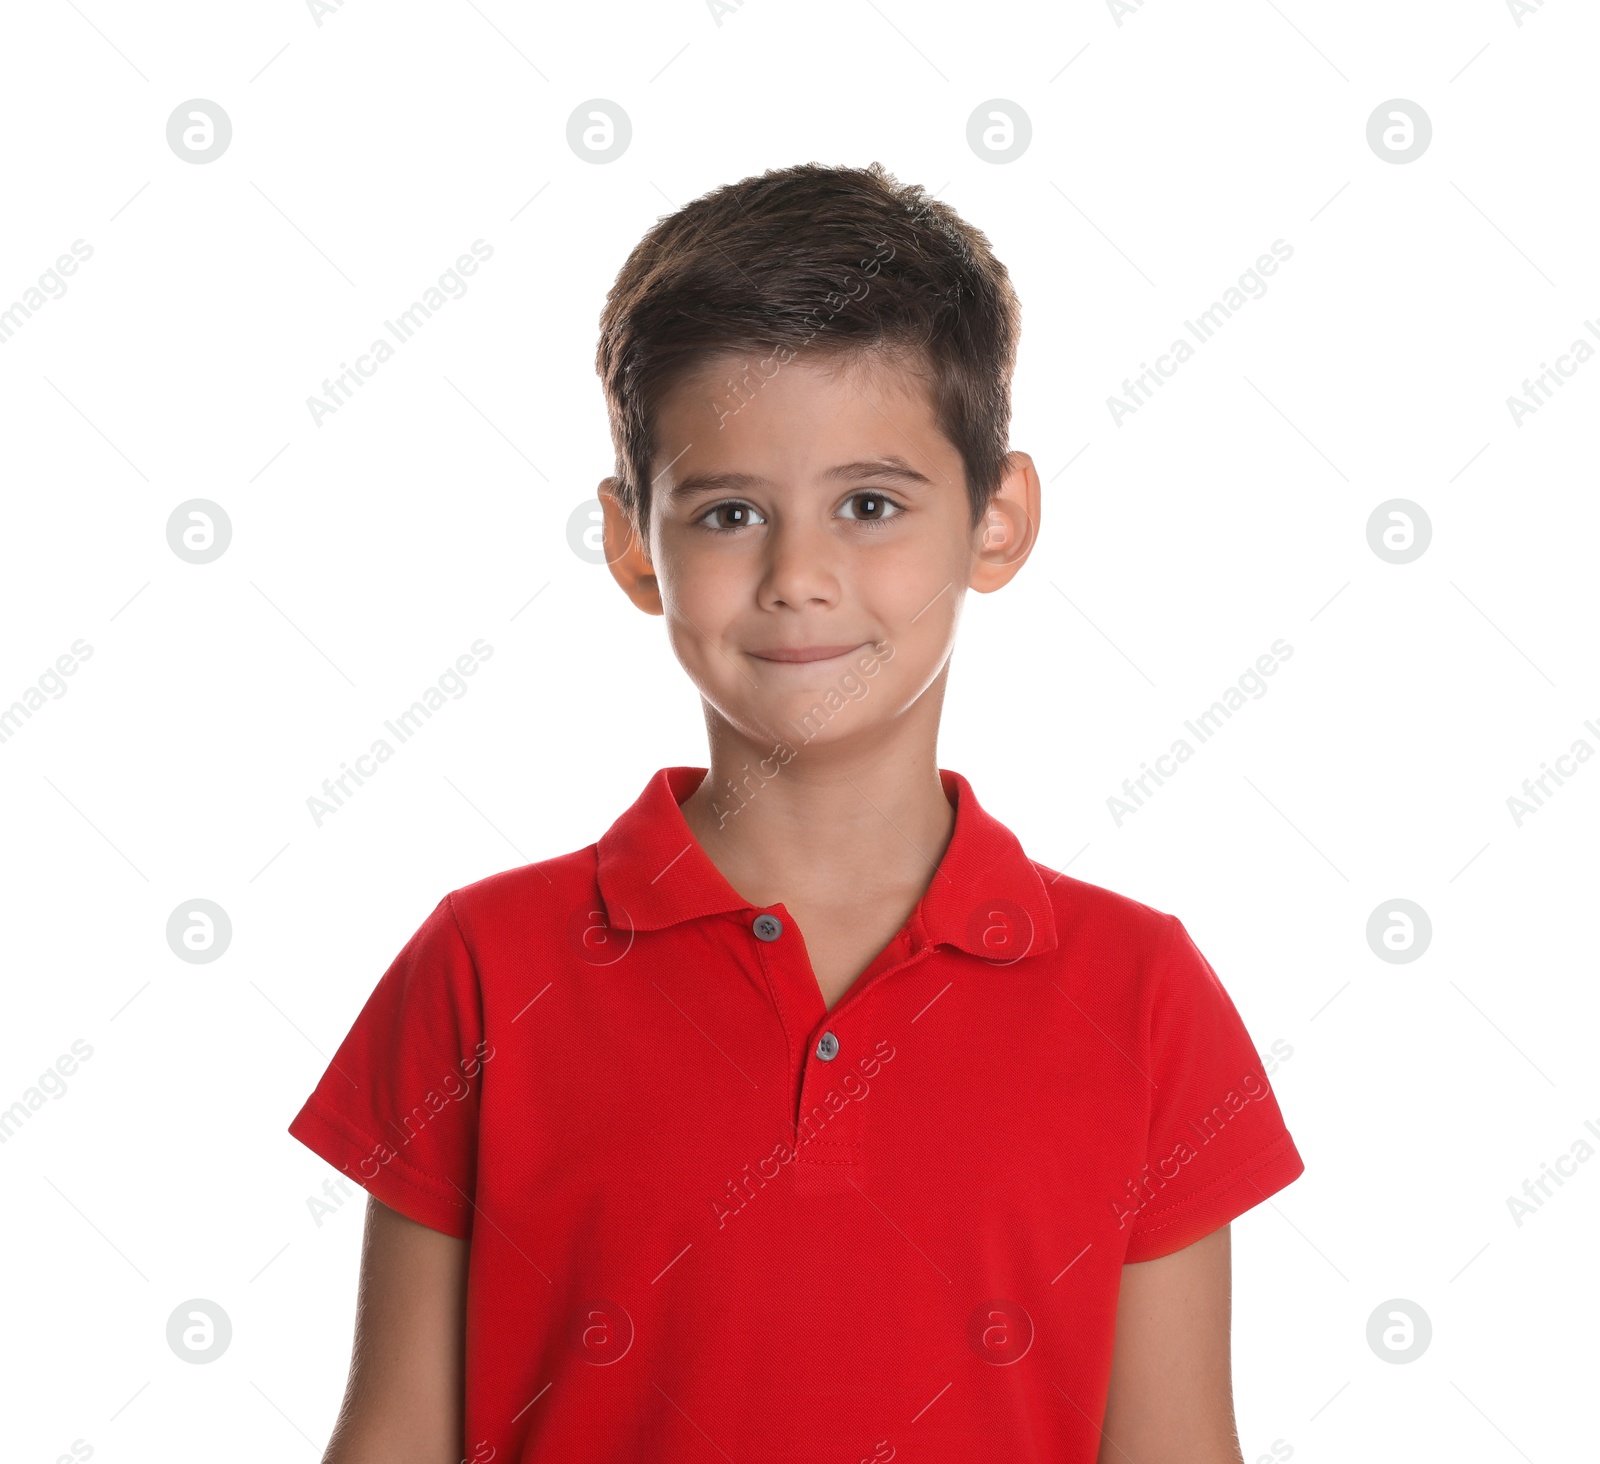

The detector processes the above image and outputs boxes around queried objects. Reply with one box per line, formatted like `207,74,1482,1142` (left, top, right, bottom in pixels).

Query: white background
2,0,1596,1459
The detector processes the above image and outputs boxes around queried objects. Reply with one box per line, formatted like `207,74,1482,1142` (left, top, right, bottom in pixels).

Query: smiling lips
749,643,866,664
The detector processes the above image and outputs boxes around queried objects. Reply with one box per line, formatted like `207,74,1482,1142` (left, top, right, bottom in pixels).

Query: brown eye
838,492,904,526
697,500,766,532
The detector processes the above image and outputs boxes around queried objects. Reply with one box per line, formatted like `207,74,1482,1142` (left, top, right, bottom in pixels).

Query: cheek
853,573,964,699
657,530,726,605
862,540,966,636
658,548,746,660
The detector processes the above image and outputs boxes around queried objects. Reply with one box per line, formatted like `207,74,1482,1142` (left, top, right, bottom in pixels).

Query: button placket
751,913,783,942
794,1019,864,1181
745,906,862,1173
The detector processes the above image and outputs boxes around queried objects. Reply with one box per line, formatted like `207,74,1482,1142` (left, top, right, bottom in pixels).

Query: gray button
815,1031,839,1061
752,913,783,942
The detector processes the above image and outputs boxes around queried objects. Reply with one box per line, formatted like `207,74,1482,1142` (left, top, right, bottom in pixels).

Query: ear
968,450,1041,593
598,479,662,615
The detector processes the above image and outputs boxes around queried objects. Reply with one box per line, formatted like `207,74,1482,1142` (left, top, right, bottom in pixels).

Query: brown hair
595,161,1021,535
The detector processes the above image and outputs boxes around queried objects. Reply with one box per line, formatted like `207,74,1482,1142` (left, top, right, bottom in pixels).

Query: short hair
595,161,1021,536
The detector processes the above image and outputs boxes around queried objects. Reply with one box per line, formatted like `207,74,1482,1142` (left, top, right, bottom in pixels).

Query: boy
289,161,1305,1463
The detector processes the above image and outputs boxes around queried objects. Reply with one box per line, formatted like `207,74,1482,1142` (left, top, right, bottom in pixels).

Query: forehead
650,348,957,499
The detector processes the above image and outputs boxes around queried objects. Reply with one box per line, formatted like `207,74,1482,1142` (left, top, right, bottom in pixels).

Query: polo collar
594,766,1058,962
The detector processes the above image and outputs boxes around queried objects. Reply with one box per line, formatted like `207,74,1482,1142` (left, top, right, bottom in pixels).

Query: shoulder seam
1149,911,1185,1002
443,887,473,955
442,888,485,1035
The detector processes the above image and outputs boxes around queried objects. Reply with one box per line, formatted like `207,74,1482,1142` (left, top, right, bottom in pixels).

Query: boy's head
593,162,1039,758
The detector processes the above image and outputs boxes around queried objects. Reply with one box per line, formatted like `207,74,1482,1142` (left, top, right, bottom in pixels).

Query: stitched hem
288,1099,472,1240
1123,1132,1305,1263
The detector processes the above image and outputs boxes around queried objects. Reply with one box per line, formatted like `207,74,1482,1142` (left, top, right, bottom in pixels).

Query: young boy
289,161,1305,1464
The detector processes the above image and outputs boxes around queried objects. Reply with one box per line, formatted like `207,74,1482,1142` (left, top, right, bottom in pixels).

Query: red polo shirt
289,766,1304,1462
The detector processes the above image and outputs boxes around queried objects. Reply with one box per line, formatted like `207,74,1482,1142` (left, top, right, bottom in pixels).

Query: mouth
748,643,868,665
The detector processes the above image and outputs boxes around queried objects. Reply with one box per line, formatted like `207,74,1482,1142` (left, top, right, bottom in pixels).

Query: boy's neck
678,689,957,913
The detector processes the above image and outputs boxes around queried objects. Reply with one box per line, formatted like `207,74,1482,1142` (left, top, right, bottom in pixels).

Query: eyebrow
665,457,936,501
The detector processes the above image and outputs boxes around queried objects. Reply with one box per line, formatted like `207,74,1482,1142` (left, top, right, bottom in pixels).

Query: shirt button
752,913,783,942
816,1031,839,1061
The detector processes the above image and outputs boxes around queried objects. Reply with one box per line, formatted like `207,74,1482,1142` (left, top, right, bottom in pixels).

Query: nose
756,517,841,612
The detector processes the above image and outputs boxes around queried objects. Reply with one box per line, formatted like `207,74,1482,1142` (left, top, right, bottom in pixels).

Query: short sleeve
1121,916,1305,1262
287,892,487,1239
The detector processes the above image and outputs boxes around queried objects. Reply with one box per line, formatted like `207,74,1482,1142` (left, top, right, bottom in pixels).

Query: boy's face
599,350,1038,755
